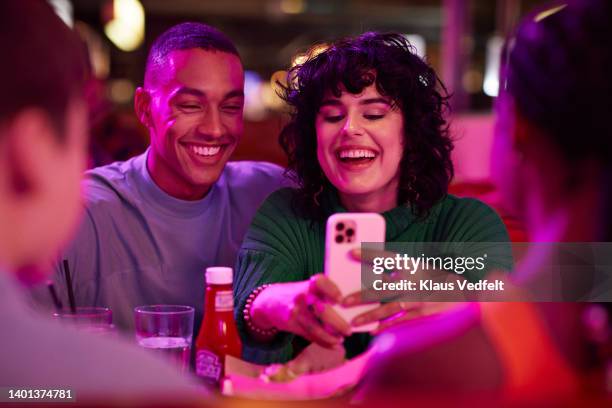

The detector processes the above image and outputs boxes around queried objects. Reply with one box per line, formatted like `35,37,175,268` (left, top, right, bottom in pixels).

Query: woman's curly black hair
279,32,454,220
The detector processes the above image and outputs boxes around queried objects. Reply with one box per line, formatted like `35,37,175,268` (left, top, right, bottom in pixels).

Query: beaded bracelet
243,284,279,340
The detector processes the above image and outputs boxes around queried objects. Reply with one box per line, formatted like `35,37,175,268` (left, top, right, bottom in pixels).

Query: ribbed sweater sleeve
234,188,309,364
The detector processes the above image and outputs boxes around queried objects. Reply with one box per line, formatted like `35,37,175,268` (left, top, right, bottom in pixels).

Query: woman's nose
341,113,364,137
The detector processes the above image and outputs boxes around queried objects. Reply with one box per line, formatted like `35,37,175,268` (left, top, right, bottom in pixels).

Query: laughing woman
234,32,511,365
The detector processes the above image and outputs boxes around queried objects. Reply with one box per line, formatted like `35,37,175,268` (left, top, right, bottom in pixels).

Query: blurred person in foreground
0,0,203,400
233,32,511,370
359,0,611,402
37,22,289,330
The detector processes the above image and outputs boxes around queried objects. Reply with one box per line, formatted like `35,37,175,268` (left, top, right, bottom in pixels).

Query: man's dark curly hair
279,32,453,220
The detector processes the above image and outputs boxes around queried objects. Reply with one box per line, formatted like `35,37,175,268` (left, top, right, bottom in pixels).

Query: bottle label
215,290,233,311
196,349,222,382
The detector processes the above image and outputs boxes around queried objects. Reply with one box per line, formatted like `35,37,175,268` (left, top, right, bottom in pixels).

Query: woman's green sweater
234,187,512,364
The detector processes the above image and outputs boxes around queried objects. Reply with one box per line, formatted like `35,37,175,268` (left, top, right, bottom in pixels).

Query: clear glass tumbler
53,306,114,334
133,305,194,372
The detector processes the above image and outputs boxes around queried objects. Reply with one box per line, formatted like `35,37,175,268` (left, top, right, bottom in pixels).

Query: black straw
46,281,63,313
62,259,76,314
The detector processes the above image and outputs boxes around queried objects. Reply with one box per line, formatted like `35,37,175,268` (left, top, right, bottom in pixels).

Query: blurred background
50,0,547,191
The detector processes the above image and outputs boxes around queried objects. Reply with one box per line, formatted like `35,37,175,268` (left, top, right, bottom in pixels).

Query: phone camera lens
346,228,354,237
335,234,344,243
336,222,345,231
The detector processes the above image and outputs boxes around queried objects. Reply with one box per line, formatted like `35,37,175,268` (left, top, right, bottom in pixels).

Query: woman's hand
343,248,459,334
342,294,454,335
250,274,352,347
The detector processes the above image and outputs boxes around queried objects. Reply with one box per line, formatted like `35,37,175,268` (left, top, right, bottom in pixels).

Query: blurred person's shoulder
360,303,504,395
0,273,206,400
52,325,205,398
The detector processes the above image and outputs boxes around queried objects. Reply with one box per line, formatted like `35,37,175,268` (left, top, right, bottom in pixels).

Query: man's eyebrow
224,90,245,99
172,87,244,100
174,87,206,98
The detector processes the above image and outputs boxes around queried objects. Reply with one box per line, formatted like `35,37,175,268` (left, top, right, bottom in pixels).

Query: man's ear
134,87,152,128
3,109,59,197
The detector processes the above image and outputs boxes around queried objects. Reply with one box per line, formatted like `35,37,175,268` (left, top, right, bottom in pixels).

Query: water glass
53,307,114,333
134,305,194,372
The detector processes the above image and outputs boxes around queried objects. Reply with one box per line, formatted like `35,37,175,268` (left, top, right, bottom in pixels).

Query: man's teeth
190,145,222,157
338,149,377,159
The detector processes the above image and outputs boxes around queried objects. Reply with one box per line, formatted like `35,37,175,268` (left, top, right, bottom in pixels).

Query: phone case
324,213,385,333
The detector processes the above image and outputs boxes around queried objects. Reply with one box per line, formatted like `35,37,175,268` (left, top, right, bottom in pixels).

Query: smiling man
138,42,246,200
42,23,289,331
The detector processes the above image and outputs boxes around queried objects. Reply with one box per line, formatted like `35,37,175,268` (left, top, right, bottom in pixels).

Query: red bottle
195,267,242,387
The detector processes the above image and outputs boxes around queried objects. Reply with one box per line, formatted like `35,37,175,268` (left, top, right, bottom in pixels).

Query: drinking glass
53,307,114,333
134,305,194,372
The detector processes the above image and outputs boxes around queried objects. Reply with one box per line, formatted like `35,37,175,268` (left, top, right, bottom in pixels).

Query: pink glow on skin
492,91,601,285
7,99,88,284
492,91,601,244
136,49,245,201
316,85,404,213
491,92,567,243
490,93,525,220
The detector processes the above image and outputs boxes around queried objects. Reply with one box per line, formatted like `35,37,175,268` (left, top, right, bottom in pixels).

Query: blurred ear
134,87,152,128
3,109,60,197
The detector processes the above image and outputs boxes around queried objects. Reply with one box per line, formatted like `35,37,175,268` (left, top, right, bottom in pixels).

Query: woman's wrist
244,285,279,341
249,281,304,333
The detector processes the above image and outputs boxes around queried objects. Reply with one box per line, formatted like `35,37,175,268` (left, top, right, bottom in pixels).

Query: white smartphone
324,213,386,333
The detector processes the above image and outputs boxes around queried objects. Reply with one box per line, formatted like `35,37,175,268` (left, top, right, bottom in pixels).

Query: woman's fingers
342,272,403,306
372,308,423,335
350,302,421,327
313,301,352,337
297,311,344,348
294,293,344,347
309,274,342,303
350,302,402,327
282,276,352,344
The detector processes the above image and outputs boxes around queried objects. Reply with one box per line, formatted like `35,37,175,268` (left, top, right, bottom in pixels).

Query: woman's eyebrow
359,97,391,106
319,97,391,108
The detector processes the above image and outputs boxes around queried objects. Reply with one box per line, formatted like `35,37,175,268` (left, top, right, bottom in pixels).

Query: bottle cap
205,267,233,285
